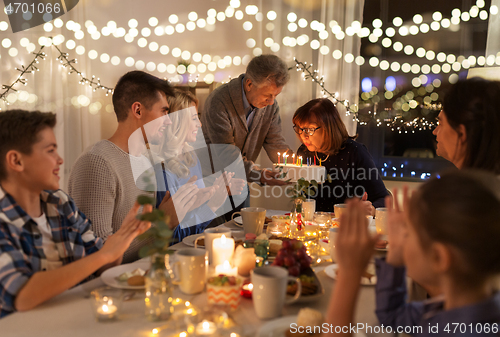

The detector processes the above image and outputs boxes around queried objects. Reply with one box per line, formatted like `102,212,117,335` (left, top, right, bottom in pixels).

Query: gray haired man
201,54,292,188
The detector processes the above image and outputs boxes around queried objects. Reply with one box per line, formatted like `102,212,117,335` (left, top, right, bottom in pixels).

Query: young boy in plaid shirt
0,110,151,318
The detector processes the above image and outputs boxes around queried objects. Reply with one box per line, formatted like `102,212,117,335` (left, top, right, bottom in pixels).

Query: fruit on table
271,239,312,277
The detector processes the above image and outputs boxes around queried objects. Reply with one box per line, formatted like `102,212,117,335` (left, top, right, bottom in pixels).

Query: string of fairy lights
294,58,355,114
0,0,493,130
0,47,46,107
53,44,114,95
294,57,440,133
0,40,113,110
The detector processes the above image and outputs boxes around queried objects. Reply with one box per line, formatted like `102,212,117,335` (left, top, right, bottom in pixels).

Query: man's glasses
293,125,321,136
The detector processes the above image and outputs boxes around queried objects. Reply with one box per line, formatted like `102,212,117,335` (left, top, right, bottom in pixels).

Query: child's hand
100,202,152,262
385,187,409,267
337,198,380,278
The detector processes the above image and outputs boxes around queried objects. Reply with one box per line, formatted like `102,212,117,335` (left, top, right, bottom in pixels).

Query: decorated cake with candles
276,152,326,183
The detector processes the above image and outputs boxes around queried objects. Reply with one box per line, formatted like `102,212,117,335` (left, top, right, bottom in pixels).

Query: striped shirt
0,187,102,318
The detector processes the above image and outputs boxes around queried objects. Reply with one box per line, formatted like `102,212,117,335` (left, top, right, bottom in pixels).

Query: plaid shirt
0,187,103,318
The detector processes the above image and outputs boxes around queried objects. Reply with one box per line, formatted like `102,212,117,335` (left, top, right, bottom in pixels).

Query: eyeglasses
293,125,321,136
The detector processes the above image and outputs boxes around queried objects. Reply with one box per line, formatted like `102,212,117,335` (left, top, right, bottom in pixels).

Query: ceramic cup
251,266,301,320
231,207,266,235
333,203,347,219
194,227,232,265
172,248,208,294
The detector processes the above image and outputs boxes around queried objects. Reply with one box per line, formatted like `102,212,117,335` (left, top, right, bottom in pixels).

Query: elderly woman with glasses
293,98,388,215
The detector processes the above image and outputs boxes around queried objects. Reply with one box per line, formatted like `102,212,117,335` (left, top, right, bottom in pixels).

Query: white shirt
32,213,63,271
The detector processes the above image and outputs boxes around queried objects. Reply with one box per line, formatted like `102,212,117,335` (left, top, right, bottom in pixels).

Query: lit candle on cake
212,235,234,266
277,152,280,164
299,156,302,167
292,154,295,165
284,153,288,165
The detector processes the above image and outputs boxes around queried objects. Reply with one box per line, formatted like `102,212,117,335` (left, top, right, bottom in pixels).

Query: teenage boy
69,71,201,263
0,110,151,317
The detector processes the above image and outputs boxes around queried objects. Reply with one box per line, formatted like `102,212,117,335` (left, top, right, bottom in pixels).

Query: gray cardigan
201,74,291,183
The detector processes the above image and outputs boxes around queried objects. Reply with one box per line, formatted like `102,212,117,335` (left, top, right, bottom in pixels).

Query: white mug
194,227,232,265
333,203,347,219
251,266,301,319
231,207,266,235
172,248,208,294
375,207,388,239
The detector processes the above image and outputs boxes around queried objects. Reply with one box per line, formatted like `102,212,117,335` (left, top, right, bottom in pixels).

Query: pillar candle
215,260,238,276
212,235,234,266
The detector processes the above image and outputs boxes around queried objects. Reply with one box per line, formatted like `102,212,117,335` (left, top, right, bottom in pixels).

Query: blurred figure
433,77,500,173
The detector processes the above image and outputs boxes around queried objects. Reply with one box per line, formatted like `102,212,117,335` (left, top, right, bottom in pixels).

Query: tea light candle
195,320,217,335
215,260,238,276
212,234,235,266
240,281,253,298
96,303,117,320
304,222,319,238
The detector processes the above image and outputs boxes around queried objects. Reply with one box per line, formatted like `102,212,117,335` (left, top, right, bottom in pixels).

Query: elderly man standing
201,54,292,189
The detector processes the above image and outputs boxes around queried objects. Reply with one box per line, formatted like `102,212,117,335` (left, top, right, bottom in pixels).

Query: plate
182,232,245,247
257,315,296,337
287,267,324,303
232,210,289,226
182,233,205,247
101,260,150,289
324,264,377,286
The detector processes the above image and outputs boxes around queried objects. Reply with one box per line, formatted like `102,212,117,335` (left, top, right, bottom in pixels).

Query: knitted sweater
68,140,154,263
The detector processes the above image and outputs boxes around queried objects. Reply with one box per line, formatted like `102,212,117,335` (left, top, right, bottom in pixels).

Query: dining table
0,210,389,337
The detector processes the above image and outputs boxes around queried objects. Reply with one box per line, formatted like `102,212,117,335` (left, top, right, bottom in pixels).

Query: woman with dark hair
293,98,388,215
433,77,500,173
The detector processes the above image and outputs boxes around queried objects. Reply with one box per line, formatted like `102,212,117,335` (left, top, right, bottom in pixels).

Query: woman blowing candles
325,170,500,336
293,98,388,215
433,78,500,173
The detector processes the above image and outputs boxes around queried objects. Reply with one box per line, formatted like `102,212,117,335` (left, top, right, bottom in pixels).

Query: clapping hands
336,198,380,278
100,202,152,262
385,187,410,267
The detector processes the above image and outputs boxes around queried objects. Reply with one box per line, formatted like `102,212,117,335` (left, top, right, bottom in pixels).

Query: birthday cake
276,163,326,183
